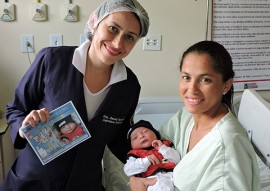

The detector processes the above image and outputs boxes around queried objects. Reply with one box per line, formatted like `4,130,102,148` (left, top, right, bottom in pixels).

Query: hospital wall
0,0,270,111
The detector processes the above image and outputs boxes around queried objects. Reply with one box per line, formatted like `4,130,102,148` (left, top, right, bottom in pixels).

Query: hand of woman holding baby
130,176,157,191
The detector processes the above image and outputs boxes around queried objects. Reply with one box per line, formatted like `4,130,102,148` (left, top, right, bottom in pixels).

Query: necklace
193,103,222,131
209,103,222,119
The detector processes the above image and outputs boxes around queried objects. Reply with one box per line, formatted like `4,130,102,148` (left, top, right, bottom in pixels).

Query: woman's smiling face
179,53,228,116
90,11,141,66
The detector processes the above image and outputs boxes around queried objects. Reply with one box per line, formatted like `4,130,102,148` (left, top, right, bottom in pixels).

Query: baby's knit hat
127,120,160,142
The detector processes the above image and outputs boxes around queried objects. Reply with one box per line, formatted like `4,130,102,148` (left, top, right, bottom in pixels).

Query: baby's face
60,122,76,134
130,127,157,150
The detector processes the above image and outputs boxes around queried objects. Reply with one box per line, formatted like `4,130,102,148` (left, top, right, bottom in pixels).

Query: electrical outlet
50,34,63,47
21,35,34,53
143,34,162,51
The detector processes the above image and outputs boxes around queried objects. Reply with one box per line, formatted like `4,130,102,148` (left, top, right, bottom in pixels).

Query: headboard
134,97,184,129
238,89,270,167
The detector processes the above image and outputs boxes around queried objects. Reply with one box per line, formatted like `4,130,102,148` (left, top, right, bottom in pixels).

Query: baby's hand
147,154,159,165
152,140,163,150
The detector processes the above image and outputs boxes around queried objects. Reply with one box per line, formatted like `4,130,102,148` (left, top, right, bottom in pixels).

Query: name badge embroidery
102,115,124,125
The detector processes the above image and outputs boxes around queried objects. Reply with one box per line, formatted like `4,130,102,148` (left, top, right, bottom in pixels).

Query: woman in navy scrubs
0,0,149,190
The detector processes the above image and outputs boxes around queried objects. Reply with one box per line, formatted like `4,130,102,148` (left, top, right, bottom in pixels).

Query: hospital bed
236,89,270,190
103,90,270,191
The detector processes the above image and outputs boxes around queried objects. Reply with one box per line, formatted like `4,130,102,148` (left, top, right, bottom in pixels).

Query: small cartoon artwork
32,132,49,144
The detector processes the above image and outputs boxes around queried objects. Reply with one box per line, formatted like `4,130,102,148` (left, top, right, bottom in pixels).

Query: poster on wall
212,0,270,91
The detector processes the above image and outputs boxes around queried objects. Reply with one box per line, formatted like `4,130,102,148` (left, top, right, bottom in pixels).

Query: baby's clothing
147,172,174,191
124,140,180,191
